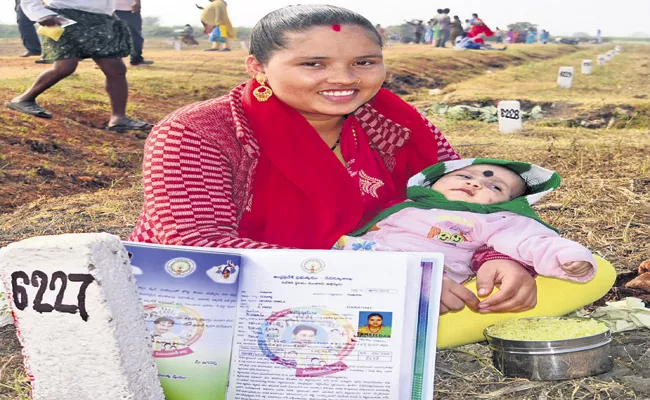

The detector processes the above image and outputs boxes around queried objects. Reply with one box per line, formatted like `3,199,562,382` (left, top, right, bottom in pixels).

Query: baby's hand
440,276,479,314
561,261,594,277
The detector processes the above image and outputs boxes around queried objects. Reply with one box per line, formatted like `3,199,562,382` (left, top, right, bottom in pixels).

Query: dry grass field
0,38,649,399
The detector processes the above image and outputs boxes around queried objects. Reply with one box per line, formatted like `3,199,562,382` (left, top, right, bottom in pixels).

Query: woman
358,313,391,338
466,13,493,45
130,5,615,348
526,30,536,44
495,27,504,43
449,15,464,45
540,29,550,44
201,0,236,51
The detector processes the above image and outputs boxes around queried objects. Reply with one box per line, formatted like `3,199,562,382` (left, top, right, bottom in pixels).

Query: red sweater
129,84,516,270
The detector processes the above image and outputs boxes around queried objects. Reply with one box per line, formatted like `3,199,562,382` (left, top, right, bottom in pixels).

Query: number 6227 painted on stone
11,270,95,322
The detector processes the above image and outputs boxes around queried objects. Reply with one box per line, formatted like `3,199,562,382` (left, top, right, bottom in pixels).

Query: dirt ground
0,39,576,214
1,40,649,399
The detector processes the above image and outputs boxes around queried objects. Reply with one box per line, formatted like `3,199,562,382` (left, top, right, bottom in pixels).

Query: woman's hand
203,23,215,34
475,259,537,313
440,276,479,314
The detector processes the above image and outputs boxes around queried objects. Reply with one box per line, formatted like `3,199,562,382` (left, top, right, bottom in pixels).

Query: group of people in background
404,11,498,49
504,28,551,44
400,11,558,50
13,0,236,61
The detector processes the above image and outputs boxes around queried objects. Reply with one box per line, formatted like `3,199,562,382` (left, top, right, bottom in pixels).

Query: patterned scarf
238,79,439,248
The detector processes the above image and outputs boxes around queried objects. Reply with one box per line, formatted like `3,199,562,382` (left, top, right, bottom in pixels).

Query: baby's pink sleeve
482,215,596,282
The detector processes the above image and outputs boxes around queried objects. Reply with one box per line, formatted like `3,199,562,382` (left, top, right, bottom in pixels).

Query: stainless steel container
484,318,613,381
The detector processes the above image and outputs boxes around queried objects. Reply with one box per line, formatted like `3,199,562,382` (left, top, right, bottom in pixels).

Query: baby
334,158,595,283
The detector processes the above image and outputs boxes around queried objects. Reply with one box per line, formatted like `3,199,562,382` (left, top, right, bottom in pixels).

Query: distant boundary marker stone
557,66,574,89
497,100,523,133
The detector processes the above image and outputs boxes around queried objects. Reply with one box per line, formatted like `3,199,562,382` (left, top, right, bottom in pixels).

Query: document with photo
123,243,443,400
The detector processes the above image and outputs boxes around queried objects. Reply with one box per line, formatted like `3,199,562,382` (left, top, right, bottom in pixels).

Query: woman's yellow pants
437,256,617,348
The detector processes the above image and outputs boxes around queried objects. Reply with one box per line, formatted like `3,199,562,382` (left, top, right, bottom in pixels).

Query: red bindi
332,24,341,32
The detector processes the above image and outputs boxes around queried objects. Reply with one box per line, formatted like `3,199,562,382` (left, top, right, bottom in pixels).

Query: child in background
334,158,596,284
495,27,503,43
181,24,199,45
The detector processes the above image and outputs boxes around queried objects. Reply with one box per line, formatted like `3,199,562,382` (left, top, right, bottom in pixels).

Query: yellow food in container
485,317,609,341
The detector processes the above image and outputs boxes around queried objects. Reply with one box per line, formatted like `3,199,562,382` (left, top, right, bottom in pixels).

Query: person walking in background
406,19,426,44
540,29,550,44
425,18,434,44
181,24,199,45
507,28,515,43
201,0,236,51
115,0,154,65
15,0,42,58
7,0,153,132
375,24,386,41
495,27,503,43
526,29,536,44
435,8,451,48
431,17,439,45
427,10,442,45
449,15,463,45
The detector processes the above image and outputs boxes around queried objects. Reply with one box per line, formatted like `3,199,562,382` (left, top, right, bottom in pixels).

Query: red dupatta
238,79,439,249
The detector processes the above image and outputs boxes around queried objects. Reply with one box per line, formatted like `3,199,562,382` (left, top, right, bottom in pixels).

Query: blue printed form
124,243,241,400
122,244,443,400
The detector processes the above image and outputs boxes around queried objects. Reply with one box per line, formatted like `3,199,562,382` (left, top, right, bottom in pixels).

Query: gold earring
253,74,273,102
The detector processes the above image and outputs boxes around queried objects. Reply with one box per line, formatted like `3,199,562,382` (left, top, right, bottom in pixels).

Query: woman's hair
293,324,317,335
367,313,383,321
249,5,383,65
154,317,174,325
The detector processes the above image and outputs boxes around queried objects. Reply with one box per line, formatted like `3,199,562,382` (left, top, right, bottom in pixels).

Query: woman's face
368,315,383,327
247,25,385,120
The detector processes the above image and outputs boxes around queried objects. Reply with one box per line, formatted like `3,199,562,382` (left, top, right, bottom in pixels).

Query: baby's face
431,164,526,204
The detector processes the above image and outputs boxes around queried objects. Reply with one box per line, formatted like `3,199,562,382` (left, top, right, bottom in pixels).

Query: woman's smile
317,89,359,103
